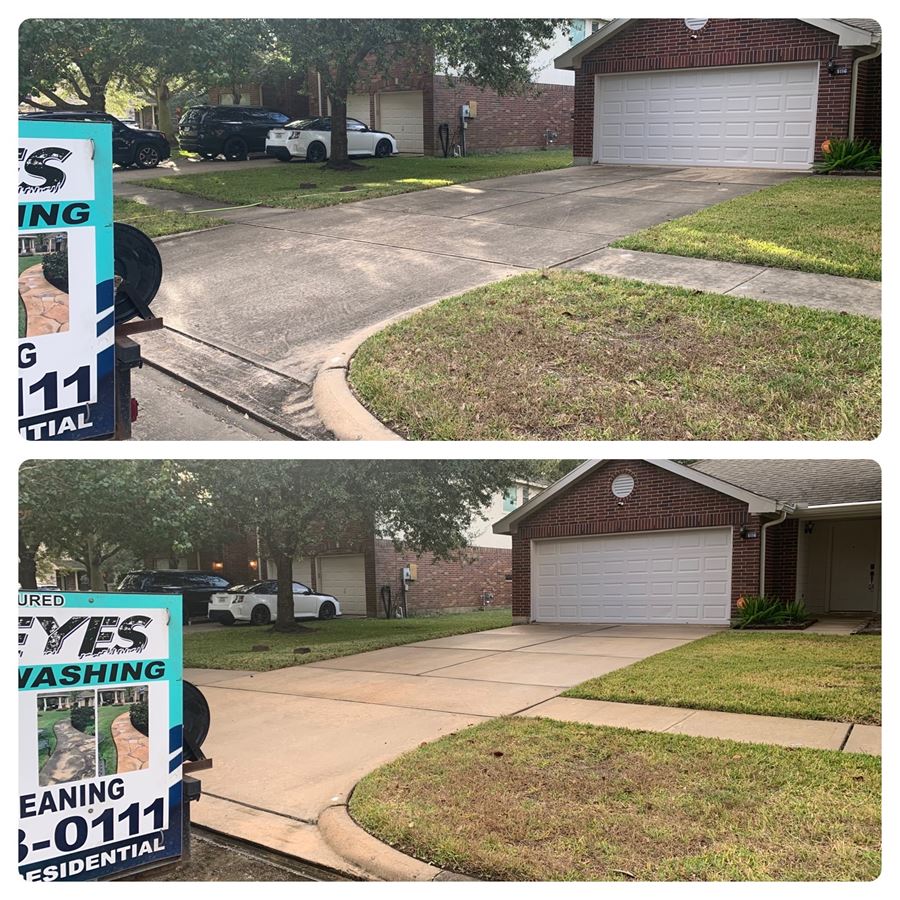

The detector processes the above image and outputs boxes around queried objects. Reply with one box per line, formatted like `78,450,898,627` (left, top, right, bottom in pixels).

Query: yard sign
18,591,183,881
18,120,116,440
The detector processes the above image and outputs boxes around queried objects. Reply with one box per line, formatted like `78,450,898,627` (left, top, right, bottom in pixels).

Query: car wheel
223,137,249,161
306,141,327,163
250,604,272,626
134,145,161,168
200,152,217,160
374,139,393,158
318,601,336,620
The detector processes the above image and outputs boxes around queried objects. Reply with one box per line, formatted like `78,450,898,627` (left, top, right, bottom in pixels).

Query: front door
829,519,880,612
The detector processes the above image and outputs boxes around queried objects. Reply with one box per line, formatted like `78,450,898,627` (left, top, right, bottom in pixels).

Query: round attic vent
612,474,635,498
684,18,709,31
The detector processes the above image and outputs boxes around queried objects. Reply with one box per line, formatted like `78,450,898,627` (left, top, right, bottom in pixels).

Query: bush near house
70,704,95,735
130,701,149,736
733,595,810,628
41,249,68,292
816,138,881,173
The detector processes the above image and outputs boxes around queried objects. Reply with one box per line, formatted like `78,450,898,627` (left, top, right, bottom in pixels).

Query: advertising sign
18,592,183,881
18,120,116,440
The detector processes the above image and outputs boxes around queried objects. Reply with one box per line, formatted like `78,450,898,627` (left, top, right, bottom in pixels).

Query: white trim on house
554,17,880,71
493,459,779,536
789,501,882,520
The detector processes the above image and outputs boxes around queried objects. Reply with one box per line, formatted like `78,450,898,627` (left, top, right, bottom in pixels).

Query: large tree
191,459,532,631
274,18,564,169
18,460,222,590
19,19,128,112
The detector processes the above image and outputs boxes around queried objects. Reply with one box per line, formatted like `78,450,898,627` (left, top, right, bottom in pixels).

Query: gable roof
493,459,779,535
555,18,881,70
493,459,881,535
690,459,881,508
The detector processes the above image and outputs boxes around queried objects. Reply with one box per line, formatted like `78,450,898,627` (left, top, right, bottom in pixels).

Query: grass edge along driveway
135,149,572,210
613,176,881,280
349,271,881,441
350,716,881,881
184,609,512,671
113,197,226,238
565,632,881,725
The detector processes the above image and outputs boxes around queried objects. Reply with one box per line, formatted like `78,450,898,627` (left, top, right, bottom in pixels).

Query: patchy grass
351,717,881,881
184,610,511,671
36,709,70,771
113,197,226,238
566,632,881,725
614,177,881,280
350,271,881,441
136,150,572,209
97,705,125,775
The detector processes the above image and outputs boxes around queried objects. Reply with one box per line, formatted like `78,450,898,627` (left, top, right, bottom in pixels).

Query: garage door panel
318,554,366,615
377,91,423,154
596,63,817,169
533,528,732,624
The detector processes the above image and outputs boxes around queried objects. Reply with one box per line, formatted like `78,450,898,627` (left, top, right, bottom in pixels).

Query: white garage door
329,94,372,127
318,554,367,615
594,63,818,169
378,91,424,153
532,528,732,624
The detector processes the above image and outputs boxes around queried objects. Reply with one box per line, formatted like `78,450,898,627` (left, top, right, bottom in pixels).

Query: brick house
146,479,545,618
555,18,881,169
495,460,880,625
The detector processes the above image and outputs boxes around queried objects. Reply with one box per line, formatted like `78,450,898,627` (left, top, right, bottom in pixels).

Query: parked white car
208,580,341,626
265,116,398,163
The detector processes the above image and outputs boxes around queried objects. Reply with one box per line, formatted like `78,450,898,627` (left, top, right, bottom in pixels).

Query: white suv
208,580,341,626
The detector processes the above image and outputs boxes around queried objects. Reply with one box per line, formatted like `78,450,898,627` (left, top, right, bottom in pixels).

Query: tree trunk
155,81,176,147
325,87,364,171
231,82,241,105
19,535,38,590
273,551,296,631
85,538,104,590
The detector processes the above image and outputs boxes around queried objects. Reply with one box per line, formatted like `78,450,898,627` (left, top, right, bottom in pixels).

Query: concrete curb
312,301,447,441
317,805,442,881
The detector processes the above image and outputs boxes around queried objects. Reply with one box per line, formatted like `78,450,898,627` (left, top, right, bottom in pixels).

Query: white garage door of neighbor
378,91,424,153
532,528,733,624
318,554,367,615
594,62,818,169
346,94,371,127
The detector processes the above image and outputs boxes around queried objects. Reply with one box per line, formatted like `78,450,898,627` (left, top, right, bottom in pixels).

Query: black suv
117,570,232,622
178,105,291,160
20,111,170,169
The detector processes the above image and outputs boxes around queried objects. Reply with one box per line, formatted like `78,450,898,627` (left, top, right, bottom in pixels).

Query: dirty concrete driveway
184,622,720,873
131,165,798,438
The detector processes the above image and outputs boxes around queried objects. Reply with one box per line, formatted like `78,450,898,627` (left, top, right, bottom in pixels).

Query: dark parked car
177,105,291,161
117,570,231,622
20,111,170,168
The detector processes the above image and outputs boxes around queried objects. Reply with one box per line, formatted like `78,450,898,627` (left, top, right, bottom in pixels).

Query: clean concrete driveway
127,164,796,438
184,622,719,871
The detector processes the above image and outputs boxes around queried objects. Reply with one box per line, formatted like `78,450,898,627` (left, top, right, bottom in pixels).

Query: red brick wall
432,76,573,154
510,460,767,620
765,519,799,601
374,539,512,616
854,55,881,145
572,19,870,162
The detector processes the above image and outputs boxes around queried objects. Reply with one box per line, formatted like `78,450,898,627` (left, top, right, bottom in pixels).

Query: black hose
380,584,393,618
438,122,450,158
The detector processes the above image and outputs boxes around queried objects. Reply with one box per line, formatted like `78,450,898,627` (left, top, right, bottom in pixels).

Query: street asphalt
122,163,802,440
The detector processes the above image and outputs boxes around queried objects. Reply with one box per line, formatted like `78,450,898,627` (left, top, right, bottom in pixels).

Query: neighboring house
206,25,598,155
495,459,881,625
144,480,545,618
555,18,881,170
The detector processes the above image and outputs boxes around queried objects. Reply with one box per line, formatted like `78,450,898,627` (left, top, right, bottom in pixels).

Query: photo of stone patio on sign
37,689,97,786
18,231,70,338
97,685,150,776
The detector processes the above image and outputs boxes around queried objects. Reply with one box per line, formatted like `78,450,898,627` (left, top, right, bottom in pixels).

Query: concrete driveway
128,164,796,438
184,622,719,871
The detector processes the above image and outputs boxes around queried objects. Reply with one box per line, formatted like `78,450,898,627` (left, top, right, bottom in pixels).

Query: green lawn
350,271,881,441
614,177,881,280
18,255,38,339
136,150,572,210
19,254,40,275
36,709,70,771
184,610,512,671
113,197,226,238
97,705,127,776
350,717,881,881
566,632,881,725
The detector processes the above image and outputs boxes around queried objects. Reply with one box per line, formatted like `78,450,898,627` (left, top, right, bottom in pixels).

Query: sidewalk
564,247,881,318
517,696,882,755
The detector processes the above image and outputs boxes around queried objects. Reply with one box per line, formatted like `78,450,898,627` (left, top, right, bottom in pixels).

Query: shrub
41,249,68,291
733,595,809,629
815,138,881,173
70,704,95,734
129,700,149,736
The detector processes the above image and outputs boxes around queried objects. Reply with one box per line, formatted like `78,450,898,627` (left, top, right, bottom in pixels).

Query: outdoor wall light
740,526,759,539
211,561,224,571
826,59,849,76
248,559,258,570
804,522,815,535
